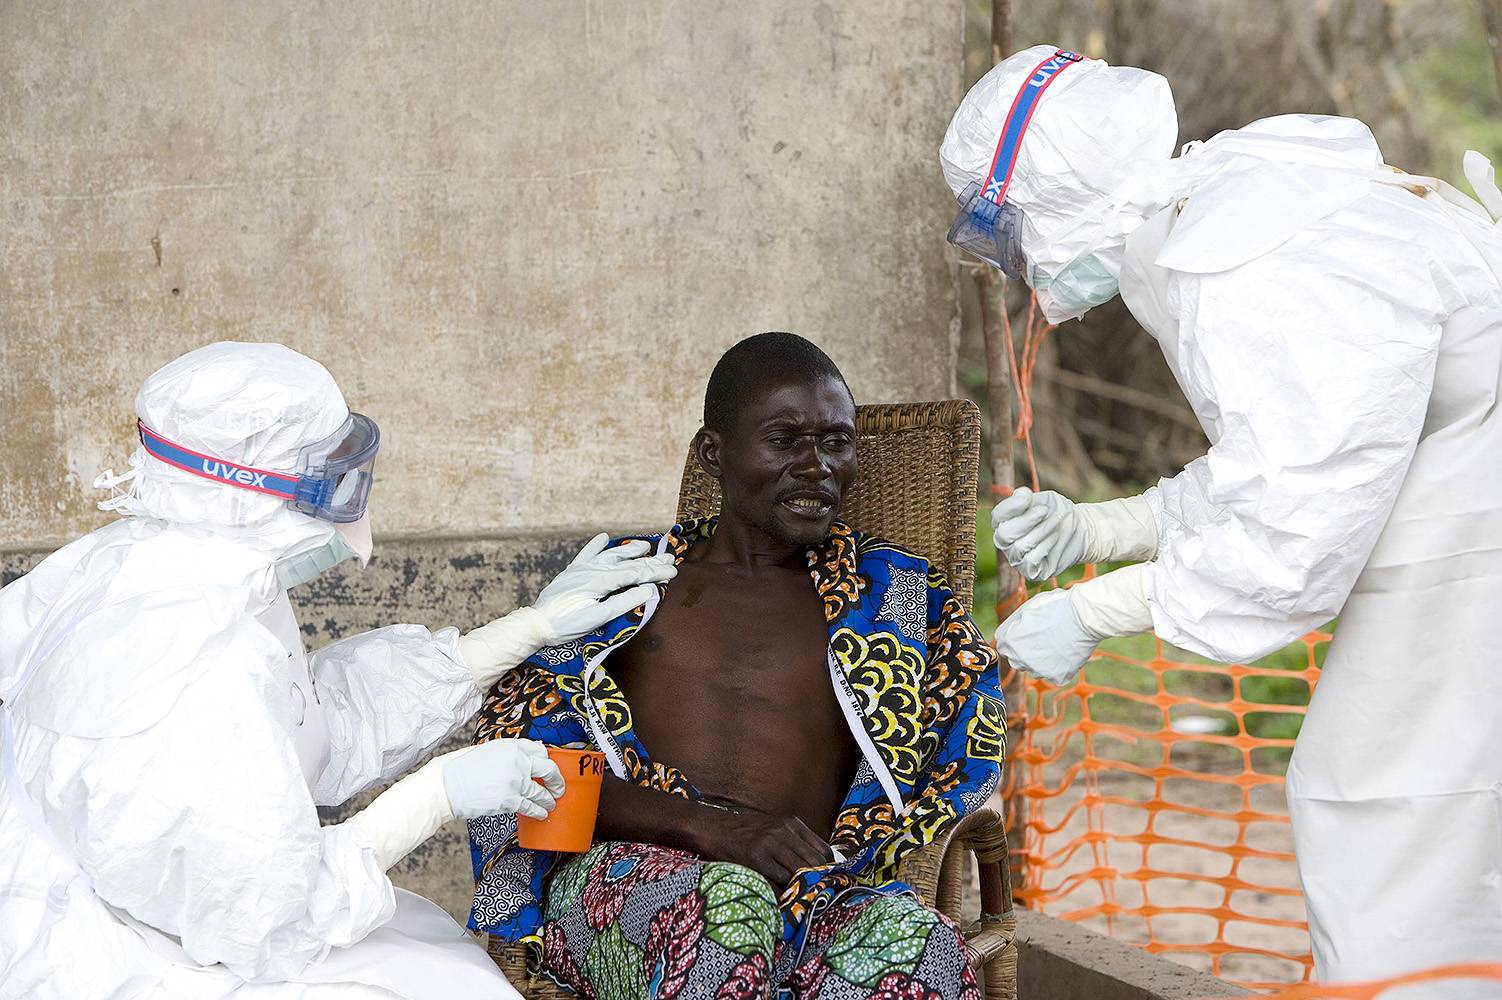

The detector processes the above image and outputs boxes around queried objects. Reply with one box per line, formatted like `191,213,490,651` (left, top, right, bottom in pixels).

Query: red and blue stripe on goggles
947,49,1084,277
137,412,380,524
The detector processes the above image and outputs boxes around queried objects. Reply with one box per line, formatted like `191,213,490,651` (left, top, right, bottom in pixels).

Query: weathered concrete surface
1016,908,1251,999
0,0,964,551
1,530,606,923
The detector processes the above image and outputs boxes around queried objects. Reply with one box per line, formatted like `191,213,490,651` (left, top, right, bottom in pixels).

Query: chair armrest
907,806,1018,1000
897,805,1012,919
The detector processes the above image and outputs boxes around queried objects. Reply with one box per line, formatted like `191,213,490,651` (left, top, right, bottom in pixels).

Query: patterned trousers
536,842,981,1000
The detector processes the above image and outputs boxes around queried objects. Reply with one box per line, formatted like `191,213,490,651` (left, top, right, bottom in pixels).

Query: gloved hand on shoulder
457,533,676,690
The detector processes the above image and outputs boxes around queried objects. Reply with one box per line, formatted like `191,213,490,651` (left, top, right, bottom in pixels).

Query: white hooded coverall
0,344,518,998
1123,125,1502,988
944,47,1502,989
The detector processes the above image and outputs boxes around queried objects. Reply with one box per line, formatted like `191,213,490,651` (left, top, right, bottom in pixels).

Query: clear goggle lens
290,412,380,523
946,180,1027,279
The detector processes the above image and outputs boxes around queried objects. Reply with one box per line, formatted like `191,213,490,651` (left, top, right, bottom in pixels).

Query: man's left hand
993,590,1100,686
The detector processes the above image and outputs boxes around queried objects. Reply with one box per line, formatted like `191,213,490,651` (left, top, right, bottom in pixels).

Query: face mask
332,510,373,565
274,532,357,590
1033,253,1121,324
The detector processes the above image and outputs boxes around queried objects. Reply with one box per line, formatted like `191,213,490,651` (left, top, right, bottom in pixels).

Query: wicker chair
487,399,1018,999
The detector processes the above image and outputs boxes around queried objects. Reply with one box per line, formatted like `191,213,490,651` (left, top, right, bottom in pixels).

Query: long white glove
343,740,564,870
991,487,1160,581
457,533,677,690
994,564,1153,685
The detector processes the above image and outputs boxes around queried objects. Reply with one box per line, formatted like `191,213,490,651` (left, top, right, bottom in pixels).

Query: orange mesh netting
994,298,1323,989
1205,963,1502,999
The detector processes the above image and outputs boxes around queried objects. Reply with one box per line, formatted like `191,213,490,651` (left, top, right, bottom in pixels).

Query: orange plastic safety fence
1204,963,1502,999
994,299,1323,989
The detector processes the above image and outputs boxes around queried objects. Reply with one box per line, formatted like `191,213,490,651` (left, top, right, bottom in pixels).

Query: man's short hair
703,332,853,435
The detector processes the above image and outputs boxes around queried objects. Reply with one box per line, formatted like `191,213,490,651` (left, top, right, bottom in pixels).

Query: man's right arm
597,777,831,888
596,776,716,852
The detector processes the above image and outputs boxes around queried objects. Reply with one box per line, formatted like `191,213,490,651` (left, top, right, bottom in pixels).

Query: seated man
468,333,1006,1000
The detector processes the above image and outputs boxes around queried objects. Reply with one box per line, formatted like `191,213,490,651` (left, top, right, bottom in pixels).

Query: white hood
103,341,352,566
940,45,1181,323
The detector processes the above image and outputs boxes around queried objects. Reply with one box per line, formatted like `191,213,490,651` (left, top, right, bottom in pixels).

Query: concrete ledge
1016,909,1250,999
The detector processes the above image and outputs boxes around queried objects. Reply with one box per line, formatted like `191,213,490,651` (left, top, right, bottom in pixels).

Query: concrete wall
0,0,964,551
1,1,966,922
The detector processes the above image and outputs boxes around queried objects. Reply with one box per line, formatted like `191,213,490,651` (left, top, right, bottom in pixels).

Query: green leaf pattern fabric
701,863,779,956
535,841,981,1000
585,924,647,1000
823,899,934,987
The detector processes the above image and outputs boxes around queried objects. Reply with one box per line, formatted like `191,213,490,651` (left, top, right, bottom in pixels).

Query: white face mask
272,510,372,591
274,532,357,590
332,510,373,565
1032,253,1122,324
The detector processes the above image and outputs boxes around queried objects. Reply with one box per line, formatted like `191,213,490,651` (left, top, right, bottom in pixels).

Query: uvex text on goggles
137,413,380,523
947,49,1085,276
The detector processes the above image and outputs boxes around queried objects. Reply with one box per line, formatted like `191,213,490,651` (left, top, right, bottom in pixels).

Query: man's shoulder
845,529,967,606
607,518,713,554
849,529,937,578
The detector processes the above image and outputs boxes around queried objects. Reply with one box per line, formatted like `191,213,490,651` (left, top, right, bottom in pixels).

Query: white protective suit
944,47,1502,990
0,344,592,998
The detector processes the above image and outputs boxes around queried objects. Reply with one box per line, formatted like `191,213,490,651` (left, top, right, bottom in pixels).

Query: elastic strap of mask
981,49,1085,209
137,420,301,500
94,465,141,513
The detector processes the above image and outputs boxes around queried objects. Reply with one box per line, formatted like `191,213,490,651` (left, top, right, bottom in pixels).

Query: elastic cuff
457,606,552,691
1081,491,1161,564
1069,564,1154,640
344,759,453,870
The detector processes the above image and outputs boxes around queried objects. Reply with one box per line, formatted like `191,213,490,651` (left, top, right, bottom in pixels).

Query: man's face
711,374,858,547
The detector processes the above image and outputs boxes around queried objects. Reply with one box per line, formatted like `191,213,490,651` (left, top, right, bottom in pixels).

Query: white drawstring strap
93,465,140,514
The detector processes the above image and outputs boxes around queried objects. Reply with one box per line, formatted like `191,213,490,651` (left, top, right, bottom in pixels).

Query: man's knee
540,851,779,1000
859,894,969,953
816,895,977,998
697,860,780,957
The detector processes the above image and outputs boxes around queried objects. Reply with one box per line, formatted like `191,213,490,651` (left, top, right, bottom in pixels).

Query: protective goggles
947,48,1084,277
137,412,380,523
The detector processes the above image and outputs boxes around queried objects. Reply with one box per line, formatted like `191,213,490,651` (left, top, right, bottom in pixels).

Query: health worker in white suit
946,46,1502,991
0,341,676,999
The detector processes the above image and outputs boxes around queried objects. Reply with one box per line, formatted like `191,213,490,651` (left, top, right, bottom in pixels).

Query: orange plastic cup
516,747,605,853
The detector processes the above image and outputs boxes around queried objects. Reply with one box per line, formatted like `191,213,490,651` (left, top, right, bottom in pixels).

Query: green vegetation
1413,2,1502,187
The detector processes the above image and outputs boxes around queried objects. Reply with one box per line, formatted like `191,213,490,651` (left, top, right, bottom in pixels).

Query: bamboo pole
975,0,1029,906
1483,0,1502,103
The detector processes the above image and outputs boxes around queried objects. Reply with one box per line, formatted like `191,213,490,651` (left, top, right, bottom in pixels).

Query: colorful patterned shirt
466,518,1006,950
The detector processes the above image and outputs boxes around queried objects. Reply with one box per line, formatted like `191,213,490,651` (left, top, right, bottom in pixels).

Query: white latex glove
994,565,1153,686
994,590,1098,686
343,740,564,871
440,739,565,821
991,487,1160,581
457,533,676,690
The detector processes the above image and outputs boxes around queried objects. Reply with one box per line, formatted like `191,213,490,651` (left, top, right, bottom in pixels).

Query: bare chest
608,562,858,829
613,564,835,725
